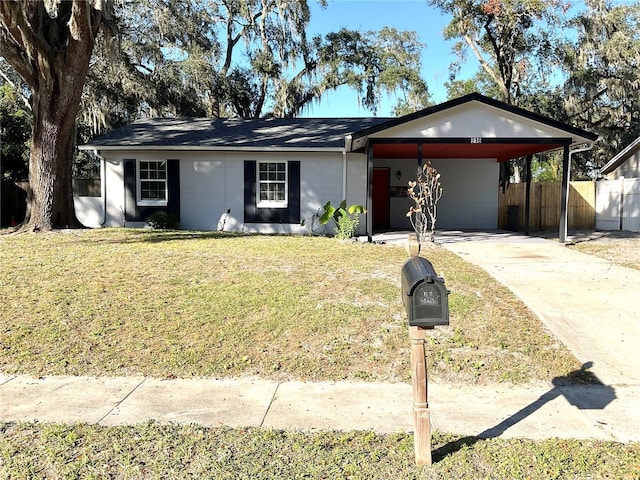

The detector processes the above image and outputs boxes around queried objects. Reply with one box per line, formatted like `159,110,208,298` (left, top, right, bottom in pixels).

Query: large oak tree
429,0,566,105
83,0,429,128
561,0,640,172
0,0,112,231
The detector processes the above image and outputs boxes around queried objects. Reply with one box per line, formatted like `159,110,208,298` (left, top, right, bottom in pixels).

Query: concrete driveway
438,231,640,387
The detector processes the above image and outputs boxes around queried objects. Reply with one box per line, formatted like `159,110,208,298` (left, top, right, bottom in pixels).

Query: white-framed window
137,160,168,206
257,161,287,208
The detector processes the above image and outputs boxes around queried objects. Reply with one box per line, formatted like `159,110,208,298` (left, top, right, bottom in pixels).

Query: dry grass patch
568,231,640,271
2,422,639,480
0,229,581,384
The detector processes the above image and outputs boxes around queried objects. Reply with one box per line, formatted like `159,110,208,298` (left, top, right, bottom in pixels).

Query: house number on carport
470,137,482,143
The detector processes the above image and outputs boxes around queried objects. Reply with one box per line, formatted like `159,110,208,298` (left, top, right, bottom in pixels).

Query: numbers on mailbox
417,285,440,306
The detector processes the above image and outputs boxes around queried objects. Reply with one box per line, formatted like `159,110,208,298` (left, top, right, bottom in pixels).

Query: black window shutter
287,161,300,224
124,159,137,221
244,160,257,223
167,159,180,220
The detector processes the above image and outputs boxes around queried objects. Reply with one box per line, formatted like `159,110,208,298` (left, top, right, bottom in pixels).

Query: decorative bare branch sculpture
407,162,443,244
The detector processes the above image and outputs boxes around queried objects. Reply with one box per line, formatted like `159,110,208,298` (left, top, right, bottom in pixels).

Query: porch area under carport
345,94,599,243
367,138,569,233
368,229,554,246
364,138,575,242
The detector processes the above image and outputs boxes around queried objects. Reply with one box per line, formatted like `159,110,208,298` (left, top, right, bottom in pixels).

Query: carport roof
370,140,569,162
351,93,597,142
348,93,598,161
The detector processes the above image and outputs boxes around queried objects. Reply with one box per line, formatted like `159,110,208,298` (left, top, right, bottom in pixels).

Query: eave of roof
80,145,347,153
600,136,640,175
371,140,569,162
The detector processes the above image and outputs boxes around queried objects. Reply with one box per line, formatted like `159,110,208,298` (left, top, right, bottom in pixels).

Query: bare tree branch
462,33,508,101
0,65,31,110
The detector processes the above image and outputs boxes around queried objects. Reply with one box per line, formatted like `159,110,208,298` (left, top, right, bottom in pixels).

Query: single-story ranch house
76,93,597,241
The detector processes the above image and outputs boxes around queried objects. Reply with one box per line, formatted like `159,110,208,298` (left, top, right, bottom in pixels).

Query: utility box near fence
401,257,449,327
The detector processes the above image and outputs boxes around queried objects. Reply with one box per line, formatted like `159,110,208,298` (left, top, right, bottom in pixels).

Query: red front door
373,168,390,229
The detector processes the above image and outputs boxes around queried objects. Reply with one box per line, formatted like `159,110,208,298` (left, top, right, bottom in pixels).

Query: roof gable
371,102,580,139
600,136,640,175
349,93,597,151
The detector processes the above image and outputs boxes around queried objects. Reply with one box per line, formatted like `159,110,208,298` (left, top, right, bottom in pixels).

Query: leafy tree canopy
429,0,568,105
81,0,430,138
432,0,640,179
0,83,30,182
560,0,640,175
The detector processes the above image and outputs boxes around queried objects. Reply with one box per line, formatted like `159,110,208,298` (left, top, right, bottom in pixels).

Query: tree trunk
22,39,94,231
24,88,83,231
1,1,106,232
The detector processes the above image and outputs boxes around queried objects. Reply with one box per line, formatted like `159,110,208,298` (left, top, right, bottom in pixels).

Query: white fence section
596,177,640,232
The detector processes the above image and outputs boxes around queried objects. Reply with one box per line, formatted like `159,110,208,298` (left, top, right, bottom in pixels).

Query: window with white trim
257,161,287,208
138,160,168,206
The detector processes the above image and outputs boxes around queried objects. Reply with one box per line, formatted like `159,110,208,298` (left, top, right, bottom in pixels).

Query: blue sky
300,0,475,117
300,0,634,118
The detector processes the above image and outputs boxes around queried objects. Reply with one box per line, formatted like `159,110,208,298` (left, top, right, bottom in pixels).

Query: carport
347,94,598,243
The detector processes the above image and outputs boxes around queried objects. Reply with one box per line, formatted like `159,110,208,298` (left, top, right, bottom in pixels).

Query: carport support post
559,144,570,243
410,325,432,466
524,155,532,236
367,146,374,242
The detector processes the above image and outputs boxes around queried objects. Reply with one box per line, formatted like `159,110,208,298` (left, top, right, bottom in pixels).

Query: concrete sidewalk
1,373,639,442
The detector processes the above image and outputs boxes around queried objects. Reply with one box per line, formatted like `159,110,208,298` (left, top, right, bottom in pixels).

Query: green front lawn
0,229,580,384
2,422,638,480
569,233,640,271
2,229,636,479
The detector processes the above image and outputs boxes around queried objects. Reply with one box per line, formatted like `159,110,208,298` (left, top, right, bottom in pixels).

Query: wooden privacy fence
73,179,101,197
1,180,100,226
498,181,595,231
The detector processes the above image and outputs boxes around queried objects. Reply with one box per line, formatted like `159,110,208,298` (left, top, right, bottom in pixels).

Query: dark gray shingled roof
82,93,598,151
83,117,393,149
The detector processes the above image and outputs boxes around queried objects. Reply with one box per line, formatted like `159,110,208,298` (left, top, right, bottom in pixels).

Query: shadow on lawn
431,362,617,463
88,230,251,244
134,230,246,243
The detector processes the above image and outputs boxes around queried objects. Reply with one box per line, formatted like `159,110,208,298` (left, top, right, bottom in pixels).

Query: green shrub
147,211,180,230
334,212,360,240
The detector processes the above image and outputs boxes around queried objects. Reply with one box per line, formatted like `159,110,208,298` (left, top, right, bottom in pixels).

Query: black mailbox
401,257,449,327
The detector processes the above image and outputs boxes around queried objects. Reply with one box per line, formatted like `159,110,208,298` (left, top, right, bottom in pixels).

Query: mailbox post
401,256,449,467
410,326,431,465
